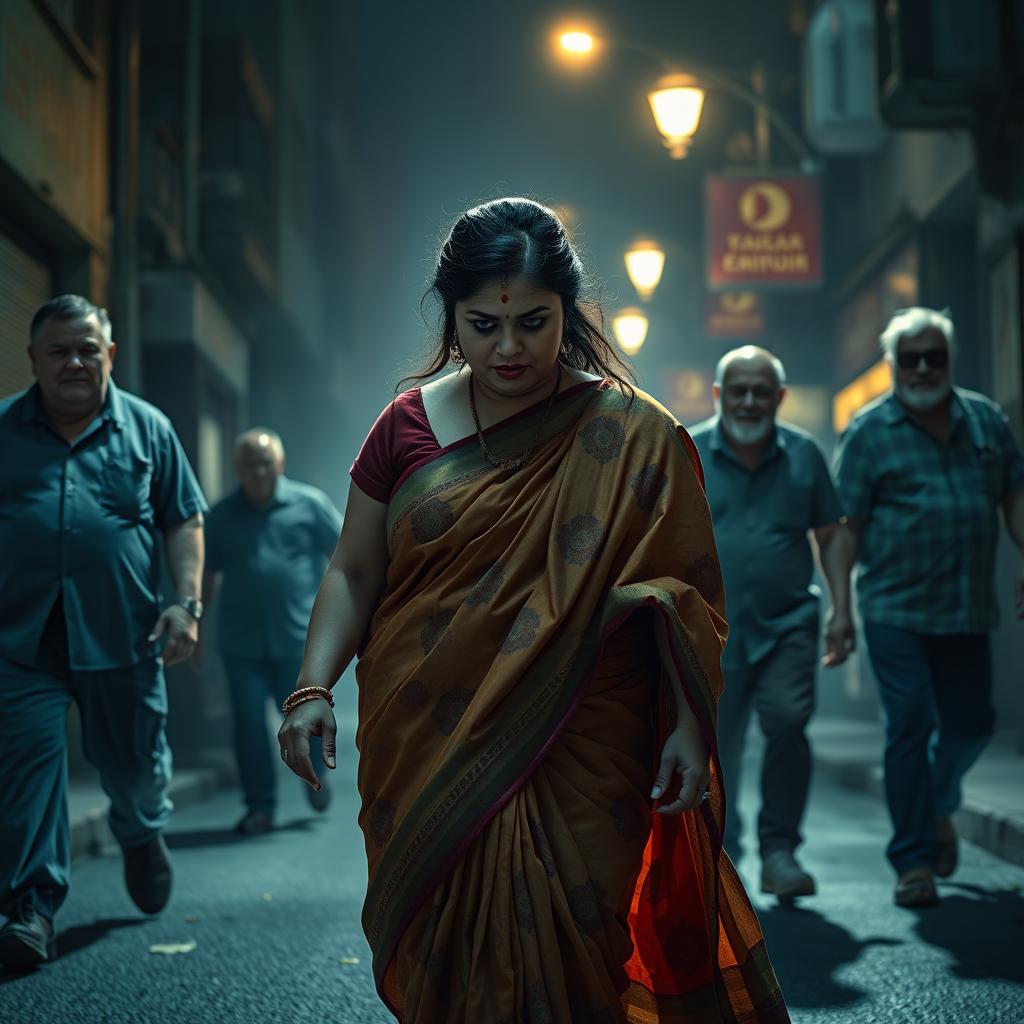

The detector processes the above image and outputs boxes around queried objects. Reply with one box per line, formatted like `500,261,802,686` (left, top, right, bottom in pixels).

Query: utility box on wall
804,0,887,154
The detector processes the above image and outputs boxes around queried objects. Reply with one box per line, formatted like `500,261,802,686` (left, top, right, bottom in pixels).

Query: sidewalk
68,757,236,861
810,716,1024,867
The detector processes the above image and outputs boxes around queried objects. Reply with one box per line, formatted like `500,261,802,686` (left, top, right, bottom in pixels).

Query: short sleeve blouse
349,389,441,503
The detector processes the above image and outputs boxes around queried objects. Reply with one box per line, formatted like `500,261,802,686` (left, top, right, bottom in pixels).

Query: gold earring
450,334,465,363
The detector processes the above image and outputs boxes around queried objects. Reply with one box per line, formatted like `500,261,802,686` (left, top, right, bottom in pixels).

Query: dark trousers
0,657,172,922
863,622,994,875
222,655,322,814
717,625,818,860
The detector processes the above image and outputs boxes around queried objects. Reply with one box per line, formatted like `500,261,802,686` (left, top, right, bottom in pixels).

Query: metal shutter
0,232,51,399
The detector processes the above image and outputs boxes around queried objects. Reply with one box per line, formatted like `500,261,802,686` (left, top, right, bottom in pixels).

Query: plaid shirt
835,388,1024,634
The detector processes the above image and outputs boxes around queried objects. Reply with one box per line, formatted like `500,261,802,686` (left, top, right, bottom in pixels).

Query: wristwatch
177,596,204,621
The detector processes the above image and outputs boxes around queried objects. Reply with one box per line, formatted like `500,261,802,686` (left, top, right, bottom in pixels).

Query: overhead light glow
648,75,706,159
559,31,595,54
612,308,649,355
624,243,666,301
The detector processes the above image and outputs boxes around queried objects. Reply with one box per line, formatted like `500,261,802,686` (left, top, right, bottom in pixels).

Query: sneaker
935,817,958,879
234,810,274,836
760,850,816,901
0,894,55,970
123,835,173,915
305,773,332,814
894,867,939,908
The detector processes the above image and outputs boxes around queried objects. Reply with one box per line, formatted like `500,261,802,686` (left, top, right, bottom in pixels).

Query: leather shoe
761,850,816,901
895,867,939,907
123,835,173,915
935,817,958,879
0,895,56,969
234,810,274,835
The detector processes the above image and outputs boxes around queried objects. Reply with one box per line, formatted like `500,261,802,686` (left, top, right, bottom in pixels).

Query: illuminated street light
648,75,706,159
559,31,595,55
547,22,815,168
612,308,649,355
624,242,666,301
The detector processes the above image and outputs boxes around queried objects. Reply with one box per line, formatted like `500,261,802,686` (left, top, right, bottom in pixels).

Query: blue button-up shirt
0,381,207,670
835,388,1024,634
690,417,843,668
205,477,342,658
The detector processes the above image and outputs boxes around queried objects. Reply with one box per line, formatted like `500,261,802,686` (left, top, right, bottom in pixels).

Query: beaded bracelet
281,685,335,715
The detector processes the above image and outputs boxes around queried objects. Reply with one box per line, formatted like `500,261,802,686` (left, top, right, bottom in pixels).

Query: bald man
203,429,342,834
690,346,853,902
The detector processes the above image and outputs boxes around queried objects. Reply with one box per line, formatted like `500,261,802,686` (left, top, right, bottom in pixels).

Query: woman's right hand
277,698,338,792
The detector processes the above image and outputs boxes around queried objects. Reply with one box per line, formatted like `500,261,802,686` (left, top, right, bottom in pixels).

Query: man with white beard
835,307,1024,908
690,346,853,903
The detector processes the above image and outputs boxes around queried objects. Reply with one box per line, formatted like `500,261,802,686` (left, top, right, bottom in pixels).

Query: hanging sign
706,175,822,289
705,291,765,338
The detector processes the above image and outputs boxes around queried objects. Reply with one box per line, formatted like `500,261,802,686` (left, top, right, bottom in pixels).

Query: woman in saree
278,198,790,1023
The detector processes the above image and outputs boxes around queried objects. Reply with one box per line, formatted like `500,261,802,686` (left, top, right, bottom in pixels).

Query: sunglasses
896,348,949,370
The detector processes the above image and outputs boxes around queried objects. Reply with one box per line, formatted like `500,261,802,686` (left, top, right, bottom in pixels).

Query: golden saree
355,380,789,1023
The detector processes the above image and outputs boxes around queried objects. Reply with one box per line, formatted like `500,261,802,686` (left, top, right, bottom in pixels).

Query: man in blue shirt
0,295,207,968
203,428,342,834
835,307,1024,908
691,346,853,902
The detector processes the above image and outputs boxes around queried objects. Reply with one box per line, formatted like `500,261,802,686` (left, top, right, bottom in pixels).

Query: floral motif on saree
355,381,790,1023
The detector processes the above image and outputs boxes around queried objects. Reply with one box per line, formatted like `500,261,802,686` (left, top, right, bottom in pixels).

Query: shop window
832,359,892,433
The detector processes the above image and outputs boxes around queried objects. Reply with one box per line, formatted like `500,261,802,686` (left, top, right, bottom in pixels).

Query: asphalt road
2,721,1023,1024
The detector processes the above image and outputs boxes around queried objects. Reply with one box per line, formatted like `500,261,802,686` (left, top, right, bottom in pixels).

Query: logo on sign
739,184,792,232
705,290,764,338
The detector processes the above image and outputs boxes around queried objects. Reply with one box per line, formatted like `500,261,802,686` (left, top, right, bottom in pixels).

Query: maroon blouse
350,380,608,504
349,389,440,504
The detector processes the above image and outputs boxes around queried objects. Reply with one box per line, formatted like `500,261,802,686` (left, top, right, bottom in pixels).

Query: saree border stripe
386,380,607,538
625,942,788,1023
367,581,726,995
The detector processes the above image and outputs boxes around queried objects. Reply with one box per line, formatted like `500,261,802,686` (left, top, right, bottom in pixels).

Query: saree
355,380,790,1023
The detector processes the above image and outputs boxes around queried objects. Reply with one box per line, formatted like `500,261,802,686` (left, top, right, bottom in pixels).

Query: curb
814,750,1024,869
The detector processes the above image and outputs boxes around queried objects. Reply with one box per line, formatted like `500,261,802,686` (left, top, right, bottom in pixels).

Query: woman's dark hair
400,197,635,394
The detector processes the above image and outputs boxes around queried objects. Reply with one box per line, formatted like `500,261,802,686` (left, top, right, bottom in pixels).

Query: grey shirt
690,416,843,667
205,477,343,659
0,381,207,670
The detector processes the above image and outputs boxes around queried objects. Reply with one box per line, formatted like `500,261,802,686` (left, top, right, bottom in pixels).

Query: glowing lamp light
559,31,595,55
624,243,666,301
612,308,649,356
647,75,706,159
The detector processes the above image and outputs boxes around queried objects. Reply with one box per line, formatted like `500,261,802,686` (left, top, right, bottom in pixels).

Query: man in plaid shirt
834,307,1024,908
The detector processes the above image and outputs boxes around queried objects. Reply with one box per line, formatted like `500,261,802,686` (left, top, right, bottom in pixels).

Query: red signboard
705,291,765,338
706,175,822,289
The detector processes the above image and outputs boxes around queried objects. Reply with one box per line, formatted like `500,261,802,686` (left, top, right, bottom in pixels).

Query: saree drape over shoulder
355,381,789,1023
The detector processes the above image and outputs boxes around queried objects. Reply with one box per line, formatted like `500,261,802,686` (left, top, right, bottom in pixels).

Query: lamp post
554,27,816,169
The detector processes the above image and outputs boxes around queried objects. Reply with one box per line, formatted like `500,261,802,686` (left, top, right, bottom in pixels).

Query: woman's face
454,275,564,400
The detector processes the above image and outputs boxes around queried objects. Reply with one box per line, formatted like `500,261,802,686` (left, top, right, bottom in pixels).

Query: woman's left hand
651,719,711,815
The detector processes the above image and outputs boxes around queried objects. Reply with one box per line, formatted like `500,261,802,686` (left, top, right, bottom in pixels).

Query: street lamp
612,308,649,355
558,30,594,55
648,75,705,158
550,24,816,168
624,242,666,301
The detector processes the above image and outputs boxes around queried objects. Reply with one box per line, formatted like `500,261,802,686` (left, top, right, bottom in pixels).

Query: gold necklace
469,363,563,472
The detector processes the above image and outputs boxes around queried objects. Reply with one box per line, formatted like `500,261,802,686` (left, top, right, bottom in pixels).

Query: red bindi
500,294,509,303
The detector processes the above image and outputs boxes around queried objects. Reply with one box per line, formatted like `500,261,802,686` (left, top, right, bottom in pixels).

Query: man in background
691,345,853,902
834,307,1024,907
203,428,342,834
0,295,206,968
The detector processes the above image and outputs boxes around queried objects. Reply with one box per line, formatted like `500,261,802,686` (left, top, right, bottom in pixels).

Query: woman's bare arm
277,482,389,790
296,480,389,691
